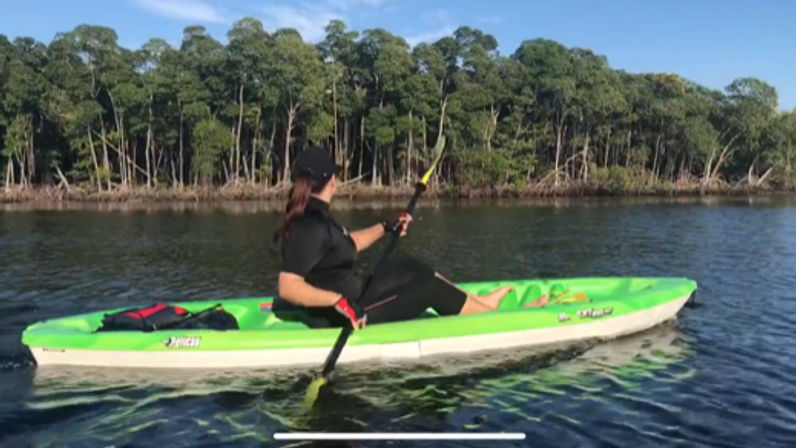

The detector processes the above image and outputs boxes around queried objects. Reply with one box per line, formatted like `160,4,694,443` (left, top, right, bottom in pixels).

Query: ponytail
273,175,314,242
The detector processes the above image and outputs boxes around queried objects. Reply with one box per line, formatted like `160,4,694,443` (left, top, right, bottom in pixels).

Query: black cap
291,146,339,183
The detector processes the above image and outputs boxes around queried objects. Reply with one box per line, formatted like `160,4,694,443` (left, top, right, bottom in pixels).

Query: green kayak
22,277,696,369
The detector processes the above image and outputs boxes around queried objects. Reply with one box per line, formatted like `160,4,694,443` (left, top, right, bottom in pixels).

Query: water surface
2,196,795,447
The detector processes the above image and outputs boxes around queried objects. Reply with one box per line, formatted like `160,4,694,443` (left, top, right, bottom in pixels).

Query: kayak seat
262,311,313,330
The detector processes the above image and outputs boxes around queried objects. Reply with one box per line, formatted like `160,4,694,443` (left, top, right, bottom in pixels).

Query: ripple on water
3,199,796,446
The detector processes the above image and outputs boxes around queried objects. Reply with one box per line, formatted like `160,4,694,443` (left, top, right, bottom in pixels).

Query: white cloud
259,0,393,41
132,0,228,23
405,9,455,47
405,26,454,47
260,5,341,42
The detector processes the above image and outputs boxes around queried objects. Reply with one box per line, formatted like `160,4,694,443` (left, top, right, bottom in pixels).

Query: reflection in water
21,323,689,446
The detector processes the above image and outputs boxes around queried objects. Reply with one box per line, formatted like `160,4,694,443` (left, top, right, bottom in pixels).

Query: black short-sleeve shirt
280,197,364,301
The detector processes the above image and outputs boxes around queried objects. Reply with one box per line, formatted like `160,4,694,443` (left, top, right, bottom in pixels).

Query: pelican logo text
163,336,201,348
577,307,614,319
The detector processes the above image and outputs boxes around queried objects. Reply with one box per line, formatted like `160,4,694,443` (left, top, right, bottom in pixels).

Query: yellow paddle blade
303,376,327,409
420,136,446,185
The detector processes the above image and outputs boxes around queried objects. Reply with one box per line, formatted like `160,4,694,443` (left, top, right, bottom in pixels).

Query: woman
274,146,512,329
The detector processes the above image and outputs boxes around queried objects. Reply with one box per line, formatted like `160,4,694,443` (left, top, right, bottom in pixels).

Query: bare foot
473,286,515,309
522,294,550,308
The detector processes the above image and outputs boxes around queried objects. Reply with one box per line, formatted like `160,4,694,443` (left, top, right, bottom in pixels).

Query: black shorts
278,255,467,328
358,255,468,325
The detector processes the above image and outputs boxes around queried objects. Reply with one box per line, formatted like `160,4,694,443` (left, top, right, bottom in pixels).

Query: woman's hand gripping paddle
303,136,447,408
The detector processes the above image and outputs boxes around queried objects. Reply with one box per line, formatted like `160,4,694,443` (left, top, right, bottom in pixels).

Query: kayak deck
22,277,696,368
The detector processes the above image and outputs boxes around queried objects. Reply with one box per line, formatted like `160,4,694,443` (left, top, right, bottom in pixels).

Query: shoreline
1,182,793,212
1,180,791,202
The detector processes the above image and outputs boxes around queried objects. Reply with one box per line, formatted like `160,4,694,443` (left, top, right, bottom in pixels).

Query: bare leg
522,294,549,308
471,286,514,309
459,296,495,314
434,273,514,315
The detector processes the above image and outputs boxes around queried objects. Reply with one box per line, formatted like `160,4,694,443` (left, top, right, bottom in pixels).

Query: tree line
1,18,794,195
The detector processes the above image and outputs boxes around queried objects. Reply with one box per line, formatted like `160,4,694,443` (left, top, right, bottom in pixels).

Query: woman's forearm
349,223,385,252
278,272,342,307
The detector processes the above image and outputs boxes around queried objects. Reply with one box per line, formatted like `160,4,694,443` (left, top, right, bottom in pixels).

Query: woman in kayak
274,146,513,328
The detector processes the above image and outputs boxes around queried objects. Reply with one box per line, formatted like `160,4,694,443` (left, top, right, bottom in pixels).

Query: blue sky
3,0,794,109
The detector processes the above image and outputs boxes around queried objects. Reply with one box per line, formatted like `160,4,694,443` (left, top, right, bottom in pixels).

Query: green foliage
2,114,30,159
456,147,536,190
589,166,641,193
306,110,334,144
192,118,232,185
367,106,396,147
0,21,791,194
456,150,511,188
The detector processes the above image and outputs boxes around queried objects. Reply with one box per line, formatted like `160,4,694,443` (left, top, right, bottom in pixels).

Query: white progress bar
274,432,526,441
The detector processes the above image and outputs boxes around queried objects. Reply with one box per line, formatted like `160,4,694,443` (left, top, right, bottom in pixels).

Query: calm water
2,196,796,447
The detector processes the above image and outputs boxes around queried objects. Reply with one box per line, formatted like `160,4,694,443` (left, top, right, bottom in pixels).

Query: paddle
303,136,447,406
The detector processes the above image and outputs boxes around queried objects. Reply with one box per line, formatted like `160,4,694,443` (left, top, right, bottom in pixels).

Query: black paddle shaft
320,182,427,377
